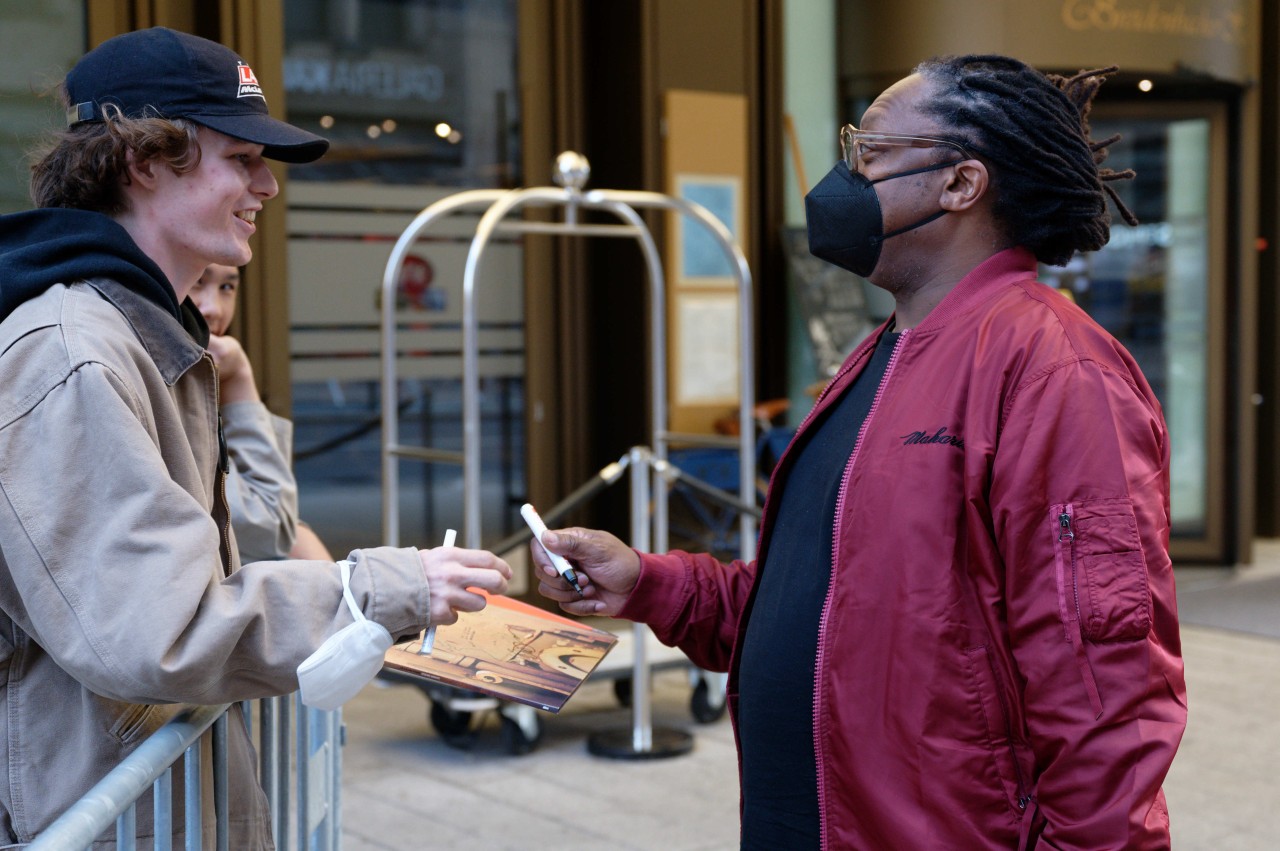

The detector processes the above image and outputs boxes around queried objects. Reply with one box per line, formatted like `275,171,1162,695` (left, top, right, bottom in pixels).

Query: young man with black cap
0,27,510,847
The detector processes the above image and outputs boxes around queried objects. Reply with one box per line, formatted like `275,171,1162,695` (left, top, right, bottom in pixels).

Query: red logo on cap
236,62,265,100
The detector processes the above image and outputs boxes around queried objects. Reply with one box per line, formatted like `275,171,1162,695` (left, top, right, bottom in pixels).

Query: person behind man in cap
193,262,334,562
534,56,1185,848
0,27,510,847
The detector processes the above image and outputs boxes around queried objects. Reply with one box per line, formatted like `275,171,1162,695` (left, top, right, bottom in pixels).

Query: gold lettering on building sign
1061,0,1244,43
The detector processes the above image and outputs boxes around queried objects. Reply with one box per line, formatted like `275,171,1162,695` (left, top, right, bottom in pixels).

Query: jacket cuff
617,550,690,633
345,546,427,639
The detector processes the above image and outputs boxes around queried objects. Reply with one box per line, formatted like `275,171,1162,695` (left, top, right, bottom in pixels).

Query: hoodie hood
0,208,207,343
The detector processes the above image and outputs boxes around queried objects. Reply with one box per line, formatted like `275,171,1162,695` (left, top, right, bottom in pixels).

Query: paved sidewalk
339,565,1280,850
340,666,740,850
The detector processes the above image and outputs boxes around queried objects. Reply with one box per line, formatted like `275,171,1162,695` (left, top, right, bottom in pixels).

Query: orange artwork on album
382,591,619,713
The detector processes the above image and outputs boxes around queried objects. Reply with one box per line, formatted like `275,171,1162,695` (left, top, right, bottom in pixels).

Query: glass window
1040,115,1213,538
284,0,520,186
283,0,524,554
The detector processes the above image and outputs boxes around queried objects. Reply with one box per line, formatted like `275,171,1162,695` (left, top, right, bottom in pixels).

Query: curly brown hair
29,103,202,214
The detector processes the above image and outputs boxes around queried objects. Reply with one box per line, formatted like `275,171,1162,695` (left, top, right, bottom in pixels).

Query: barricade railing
30,695,341,851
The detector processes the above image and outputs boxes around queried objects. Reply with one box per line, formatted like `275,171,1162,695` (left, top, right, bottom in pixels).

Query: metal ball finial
553,151,591,190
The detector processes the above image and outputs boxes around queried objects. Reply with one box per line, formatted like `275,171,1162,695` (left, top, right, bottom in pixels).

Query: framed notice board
663,89,749,434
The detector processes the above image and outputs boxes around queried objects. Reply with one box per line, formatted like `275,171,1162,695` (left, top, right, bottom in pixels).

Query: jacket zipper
985,651,1033,811
1051,505,1103,717
1060,512,1081,625
210,353,234,577
216,422,233,575
814,328,908,849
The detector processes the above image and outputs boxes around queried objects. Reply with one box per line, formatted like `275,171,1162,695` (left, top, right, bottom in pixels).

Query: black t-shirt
736,330,899,849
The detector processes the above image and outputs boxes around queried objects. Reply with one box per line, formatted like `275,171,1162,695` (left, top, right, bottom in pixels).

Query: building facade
1,0,1274,567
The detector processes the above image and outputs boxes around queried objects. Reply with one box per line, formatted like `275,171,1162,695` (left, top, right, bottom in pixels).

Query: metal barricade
30,696,342,851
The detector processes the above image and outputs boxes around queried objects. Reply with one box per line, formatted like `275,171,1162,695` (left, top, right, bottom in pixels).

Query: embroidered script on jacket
900,427,965,449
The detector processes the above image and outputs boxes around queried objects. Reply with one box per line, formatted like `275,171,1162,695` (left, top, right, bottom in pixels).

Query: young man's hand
417,546,512,627
206,334,259,404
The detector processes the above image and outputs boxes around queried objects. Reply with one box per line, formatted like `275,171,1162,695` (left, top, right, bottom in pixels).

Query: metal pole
629,447,653,752
380,190,509,547
115,802,135,849
586,447,693,759
184,744,200,851
296,695,309,851
278,696,292,851
153,768,173,851
331,708,344,850
213,714,229,851
260,697,281,849
459,189,553,547
589,201,669,554
584,188,756,559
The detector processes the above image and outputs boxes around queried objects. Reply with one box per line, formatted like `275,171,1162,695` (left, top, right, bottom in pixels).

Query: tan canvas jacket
0,279,429,847
224,400,299,562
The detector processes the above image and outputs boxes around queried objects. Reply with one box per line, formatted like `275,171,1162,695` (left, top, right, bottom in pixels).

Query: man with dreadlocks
534,55,1185,849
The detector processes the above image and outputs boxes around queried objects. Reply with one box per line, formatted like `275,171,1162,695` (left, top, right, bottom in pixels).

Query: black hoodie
0,207,208,343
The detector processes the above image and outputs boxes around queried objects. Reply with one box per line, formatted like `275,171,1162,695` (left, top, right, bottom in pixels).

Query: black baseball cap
65,27,328,164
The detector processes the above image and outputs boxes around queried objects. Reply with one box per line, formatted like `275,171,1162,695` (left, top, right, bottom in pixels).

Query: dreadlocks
914,54,1137,267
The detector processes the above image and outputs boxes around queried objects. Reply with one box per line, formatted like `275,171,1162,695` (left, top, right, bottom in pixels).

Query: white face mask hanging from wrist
297,559,394,710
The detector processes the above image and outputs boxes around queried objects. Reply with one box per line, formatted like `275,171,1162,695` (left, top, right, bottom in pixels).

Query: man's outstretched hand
531,527,640,617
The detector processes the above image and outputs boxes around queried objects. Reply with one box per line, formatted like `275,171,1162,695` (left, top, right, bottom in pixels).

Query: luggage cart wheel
690,675,728,724
429,702,476,749
612,675,654,708
499,704,543,755
613,677,632,707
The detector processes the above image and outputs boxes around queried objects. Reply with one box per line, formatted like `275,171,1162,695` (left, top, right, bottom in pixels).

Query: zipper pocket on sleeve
1051,504,1104,718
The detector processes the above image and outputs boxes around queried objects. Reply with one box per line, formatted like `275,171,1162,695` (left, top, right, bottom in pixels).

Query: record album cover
382,592,619,713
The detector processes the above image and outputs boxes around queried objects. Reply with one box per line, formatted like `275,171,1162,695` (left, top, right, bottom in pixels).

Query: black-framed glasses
840,123,975,173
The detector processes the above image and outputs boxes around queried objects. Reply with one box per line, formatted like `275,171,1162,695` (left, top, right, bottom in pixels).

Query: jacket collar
833,247,1041,393
87,278,208,385
903,247,1039,336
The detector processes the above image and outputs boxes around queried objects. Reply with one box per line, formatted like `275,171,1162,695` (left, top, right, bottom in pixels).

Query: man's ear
940,159,989,212
124,150,159,190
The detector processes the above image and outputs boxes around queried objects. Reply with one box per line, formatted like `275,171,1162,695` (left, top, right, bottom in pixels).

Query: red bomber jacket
620,247,1187,849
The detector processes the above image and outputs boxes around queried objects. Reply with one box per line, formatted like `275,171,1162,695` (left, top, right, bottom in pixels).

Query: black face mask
804,159,959,278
